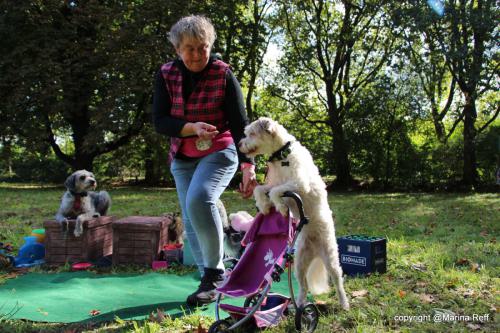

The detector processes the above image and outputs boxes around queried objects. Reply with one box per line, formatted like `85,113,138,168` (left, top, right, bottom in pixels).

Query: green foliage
0,1,498,188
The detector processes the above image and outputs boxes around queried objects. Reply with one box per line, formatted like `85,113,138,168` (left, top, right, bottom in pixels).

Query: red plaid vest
161,60,230,162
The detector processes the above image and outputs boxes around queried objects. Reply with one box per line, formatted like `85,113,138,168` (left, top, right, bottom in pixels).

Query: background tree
401,26,458,143
0,1,179,171
401,0,499,187
276,0,396,188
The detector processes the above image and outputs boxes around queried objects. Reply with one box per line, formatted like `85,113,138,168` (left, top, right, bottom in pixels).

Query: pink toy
228,211,254,233
152,260,168,270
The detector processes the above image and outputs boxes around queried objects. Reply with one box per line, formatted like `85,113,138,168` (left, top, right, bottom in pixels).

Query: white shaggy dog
239,117,349,310
55,170,111,237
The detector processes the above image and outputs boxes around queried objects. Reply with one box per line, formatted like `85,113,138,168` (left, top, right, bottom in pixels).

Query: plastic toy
72,262,93,271
0,242,14,268
228,211,254,233
152,260,168,270
12,236,45,267
30,228,45,243
161,243,183,264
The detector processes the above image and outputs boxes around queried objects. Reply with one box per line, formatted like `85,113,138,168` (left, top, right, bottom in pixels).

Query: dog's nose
89,179,96,185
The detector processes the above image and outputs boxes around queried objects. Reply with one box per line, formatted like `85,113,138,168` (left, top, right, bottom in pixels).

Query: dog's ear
258,117,276,136
64,174,76,191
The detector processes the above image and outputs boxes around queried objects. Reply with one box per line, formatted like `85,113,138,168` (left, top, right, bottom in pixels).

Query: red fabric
161,60,230,163
178,130,233,158
73,196,82,211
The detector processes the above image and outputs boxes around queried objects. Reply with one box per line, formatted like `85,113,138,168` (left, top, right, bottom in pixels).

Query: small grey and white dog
55,170,111,237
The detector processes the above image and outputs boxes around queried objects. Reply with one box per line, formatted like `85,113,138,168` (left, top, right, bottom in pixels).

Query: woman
153,15,257,306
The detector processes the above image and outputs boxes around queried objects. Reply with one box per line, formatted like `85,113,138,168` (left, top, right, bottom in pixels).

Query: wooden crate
112,216,170,266
44,216,114,265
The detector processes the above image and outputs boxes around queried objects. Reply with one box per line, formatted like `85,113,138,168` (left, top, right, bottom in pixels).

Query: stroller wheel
294,303,319,332
208,319,231,333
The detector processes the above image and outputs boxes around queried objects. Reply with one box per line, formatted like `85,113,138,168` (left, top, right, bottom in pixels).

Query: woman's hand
182,122,219,140
193,122,219,140
239,164,258,199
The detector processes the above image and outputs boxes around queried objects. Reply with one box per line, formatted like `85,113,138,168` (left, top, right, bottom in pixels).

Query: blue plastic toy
11,236,45,267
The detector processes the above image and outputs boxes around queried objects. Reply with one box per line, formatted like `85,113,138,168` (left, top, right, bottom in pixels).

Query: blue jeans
170,144,238,276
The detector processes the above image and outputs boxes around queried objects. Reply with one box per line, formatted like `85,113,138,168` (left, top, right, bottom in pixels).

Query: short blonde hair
168,15,216,49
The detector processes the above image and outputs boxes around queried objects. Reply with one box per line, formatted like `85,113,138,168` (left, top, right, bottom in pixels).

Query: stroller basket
220,293,290,328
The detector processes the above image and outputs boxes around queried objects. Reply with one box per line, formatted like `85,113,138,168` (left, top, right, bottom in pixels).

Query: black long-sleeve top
153,56,252,165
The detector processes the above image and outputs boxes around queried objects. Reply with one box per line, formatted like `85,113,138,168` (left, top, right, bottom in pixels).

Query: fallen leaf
416,281,428,288
445,278,459,289
462,289,475,298
149,308,166,323
197,323,207,333
418,293,435,304
89,309,100,316
398,290,407,298
480,230,489,237
411,263,428,272
467,323,481,331
352,290,369,298
470,262,480,273
314,300,330,312
37,308,48,316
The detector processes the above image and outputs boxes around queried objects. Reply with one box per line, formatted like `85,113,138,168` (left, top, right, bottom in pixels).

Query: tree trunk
72,153,95,171
325,80,352,189
431,106,446,143
462,92,478,187
330,120,352,188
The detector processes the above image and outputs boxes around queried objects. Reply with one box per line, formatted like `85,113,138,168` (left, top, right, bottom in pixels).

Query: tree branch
42,111,74,166
477,103,500,134
94,93,148,156
271,91,329,130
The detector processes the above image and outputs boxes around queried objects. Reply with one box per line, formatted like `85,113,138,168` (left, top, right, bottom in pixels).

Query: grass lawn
0,183,498,332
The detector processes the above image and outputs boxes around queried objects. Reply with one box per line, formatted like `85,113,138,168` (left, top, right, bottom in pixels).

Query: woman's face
176,38,210,73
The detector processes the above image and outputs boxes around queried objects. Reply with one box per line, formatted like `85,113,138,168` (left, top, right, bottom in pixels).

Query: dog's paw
60,219,69,233
275,203,289,217
269,189,288,216
74,228,83,237
256,200,272,215
74,220,83,237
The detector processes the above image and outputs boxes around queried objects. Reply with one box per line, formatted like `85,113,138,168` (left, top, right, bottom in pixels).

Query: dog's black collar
70,190,88,197
268,141,293,166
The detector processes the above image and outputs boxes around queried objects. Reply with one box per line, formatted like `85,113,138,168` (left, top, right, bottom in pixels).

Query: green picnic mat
0,271,298,323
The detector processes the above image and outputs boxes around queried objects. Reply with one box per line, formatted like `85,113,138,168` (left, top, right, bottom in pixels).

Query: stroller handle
282,191,306,222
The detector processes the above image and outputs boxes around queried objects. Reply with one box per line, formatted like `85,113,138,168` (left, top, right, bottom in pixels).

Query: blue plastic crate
337,235,387,276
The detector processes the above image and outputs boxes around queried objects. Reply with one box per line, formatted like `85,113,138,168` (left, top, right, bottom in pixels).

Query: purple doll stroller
208,192,319,333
